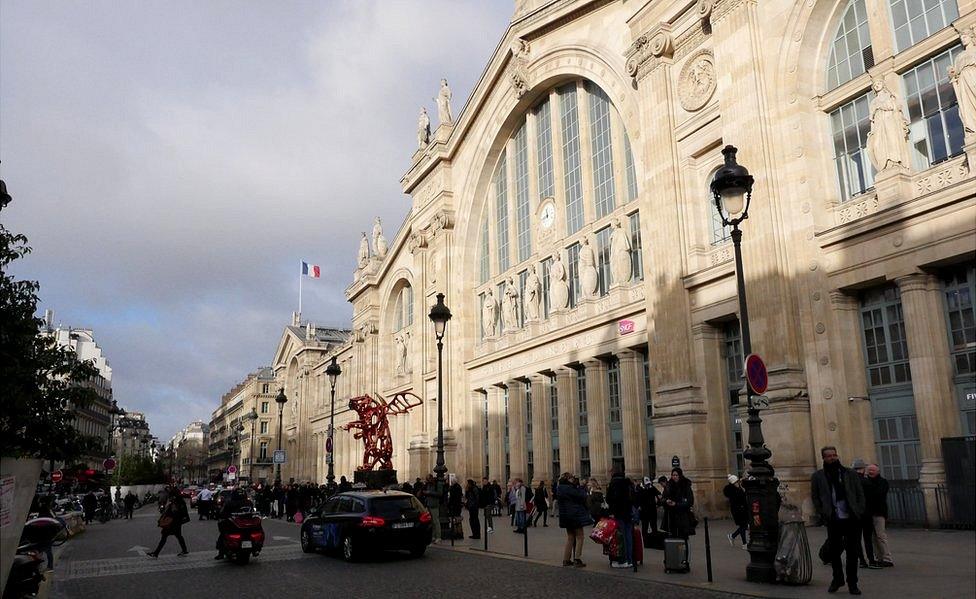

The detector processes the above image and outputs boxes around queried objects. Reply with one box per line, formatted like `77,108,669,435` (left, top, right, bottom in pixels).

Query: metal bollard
450,516,455,547
484,508,489,552
524,516,529,557
704,516,713,583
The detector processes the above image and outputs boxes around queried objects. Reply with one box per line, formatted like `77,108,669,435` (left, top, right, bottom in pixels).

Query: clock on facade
540,202,555,229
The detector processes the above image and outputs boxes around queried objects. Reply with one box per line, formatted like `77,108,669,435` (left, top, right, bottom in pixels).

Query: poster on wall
0,476,14,528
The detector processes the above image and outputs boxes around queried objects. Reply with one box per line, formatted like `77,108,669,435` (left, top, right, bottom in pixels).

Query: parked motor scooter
217,508,265,564
3,517,67,599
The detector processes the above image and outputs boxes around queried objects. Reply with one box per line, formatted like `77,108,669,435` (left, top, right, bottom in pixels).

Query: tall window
624,134,638,202
587,83,616,219
567,243,581,308
479,215,490,284
576,367,588,429
861,287,912,387
629,212,644,281
259,442,268,459
525,381,533,436
903,46,965,170
495,151,510,272
830,94,875,200
607,358,621,424
559,84,585,234
596,227,612,296
549,377,559,431
944,266,976,376
611,442,624,474
541,257,553,319
262,383,269,394
580,445,591,479
826,0,873,90
552,448,560,478
261,401,269,414
890,0,958,53
514,123,532,262
876,415,922,479
536,99,555,200
260,421,268,434
394,285,414,331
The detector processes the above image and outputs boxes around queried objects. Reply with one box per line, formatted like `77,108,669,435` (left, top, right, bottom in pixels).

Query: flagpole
298,261,303,320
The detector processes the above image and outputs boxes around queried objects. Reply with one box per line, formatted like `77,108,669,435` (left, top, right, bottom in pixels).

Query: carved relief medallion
678,50,716,112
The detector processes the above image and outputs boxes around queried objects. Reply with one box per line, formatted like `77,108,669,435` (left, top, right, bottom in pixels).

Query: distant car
182,486,200,507
299,490,432,562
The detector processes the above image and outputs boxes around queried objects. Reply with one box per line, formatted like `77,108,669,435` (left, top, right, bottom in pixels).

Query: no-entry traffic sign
326,437,333,453
745,354,768,395
227,465,237,474
103,458,117,471
51,470,63,483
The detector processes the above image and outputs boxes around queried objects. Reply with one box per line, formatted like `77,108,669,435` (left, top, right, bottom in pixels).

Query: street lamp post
711,145,779,583
428,293,452,482
325,357,342,489
274,388,288,484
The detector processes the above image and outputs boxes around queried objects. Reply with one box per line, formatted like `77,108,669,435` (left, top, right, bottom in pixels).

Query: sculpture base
354,469,398,489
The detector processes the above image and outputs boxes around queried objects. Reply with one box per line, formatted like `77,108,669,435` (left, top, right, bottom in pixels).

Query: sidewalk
436,514,975,598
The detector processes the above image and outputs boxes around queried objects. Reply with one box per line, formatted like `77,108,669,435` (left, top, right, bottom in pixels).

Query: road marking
126,545,150,554
272,536,296,542
57,545,314,580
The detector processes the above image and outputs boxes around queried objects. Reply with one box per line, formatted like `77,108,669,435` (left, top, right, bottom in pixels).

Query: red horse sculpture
343,392,422,471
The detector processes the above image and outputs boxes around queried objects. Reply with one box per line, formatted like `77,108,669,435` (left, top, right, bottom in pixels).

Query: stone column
487,386,506,482
829,291,876,462
617,350,648,481
897,273,961,526
507,380,529,482
468,390,487,479
554,367,580,475
530,374,553,484
583,358,612,484
688,324,730,513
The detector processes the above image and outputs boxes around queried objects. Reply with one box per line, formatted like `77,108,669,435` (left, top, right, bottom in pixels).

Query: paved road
50,505,747,599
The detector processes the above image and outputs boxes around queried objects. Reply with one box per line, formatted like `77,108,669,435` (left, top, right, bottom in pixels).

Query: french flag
301,261,321,278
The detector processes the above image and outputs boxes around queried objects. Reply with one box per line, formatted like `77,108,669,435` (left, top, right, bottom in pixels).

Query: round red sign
326,437,333,453
103,458,117,471
51,470,63,483
227,465,237,474
744,354,768,395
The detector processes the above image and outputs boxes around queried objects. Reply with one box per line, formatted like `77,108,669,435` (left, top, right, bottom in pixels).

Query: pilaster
507,379,529,482
829,291,876,462
897,273,961,526
617,350,648,481
529,374,553,484
468,390,487,479
583,358,612,484
554,367,580,476
487,386,507,482
689,322,731,514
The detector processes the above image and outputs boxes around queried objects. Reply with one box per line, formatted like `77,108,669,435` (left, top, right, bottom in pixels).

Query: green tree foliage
0,180,102,459
110,456,165,485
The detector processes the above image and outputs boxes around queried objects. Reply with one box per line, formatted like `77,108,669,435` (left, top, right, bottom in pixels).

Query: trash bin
775,499,812,585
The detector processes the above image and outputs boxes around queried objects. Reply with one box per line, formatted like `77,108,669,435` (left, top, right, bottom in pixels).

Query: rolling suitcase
631,526,643,565
664,538,690,573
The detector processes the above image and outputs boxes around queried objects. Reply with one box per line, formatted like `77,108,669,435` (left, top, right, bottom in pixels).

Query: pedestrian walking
513,479,528,533
479,477,496,533
147,486,189,558
197,485,214,520
532,480,549,527
81,490,97,525
448,475,463,539
557,472,593,567
864,464,893,567
606,467,635,568
661,468,694,540
123,490,137,520
421,475,443,543
637,476,660,538
850,458,879,569
723,474,748,549
464,479,481,539
811,446,866,595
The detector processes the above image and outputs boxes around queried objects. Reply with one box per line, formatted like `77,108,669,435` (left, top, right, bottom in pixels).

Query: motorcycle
217,508,265,565
3,518,67,599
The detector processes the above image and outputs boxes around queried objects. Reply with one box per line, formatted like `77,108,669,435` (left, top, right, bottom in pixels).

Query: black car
299,490,432,561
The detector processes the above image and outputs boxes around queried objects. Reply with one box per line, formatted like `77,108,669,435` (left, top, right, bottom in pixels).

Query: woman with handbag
662,468,695,540
147,486,189,558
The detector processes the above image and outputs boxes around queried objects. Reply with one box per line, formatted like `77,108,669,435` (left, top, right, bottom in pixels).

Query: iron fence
885,479,926,527
936,482,975,530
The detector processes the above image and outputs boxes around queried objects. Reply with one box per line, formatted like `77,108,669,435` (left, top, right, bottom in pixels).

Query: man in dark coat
478,477,496,533
863,464,893,567
637,476,660,538
723,475,748,548
811,446,866,595
606,468,635,567
81,491,97,524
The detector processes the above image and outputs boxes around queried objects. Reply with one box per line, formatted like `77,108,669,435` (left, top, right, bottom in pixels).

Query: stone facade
271,0,976,521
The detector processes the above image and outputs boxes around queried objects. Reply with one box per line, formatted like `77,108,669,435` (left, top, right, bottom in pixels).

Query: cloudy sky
1,1,513,441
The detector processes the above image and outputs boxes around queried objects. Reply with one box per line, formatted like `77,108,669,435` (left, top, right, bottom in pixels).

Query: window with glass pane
577,367,588,429
709,169,731,244
518,270,528,327
568,243,581,308
495,151,511,272
559,84,585,234
890,0,959,53
587,83,617,219
580,445,591,479
724,321,744,405
479,215,490,284
260,421,268,434
624,134,638,202
629,212,643,281
608,358,621,424
861,286,912,387
830,93,876,200
536,99,555,200
541,257,553,319
903,45,965,169
596,227,611,296
525,381,533,436
549,377,559,431
611,442,624,473
643,352,653,421
876,415,922,479
552,448,560,477
826,0,874,90
943,266,976,376
404,286,413,327
647,440,656,477
259,442,268,459
514,123,532,262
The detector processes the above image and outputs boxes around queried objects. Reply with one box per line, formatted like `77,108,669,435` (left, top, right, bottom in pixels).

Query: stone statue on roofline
417,107,431,148
436,79,453,125
358,232,370,268
373,217,388,258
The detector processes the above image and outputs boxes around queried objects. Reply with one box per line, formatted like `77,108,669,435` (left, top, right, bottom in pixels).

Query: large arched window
393,284,413,332
479,214,490,284
890,0,958,53
826,0,873,90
